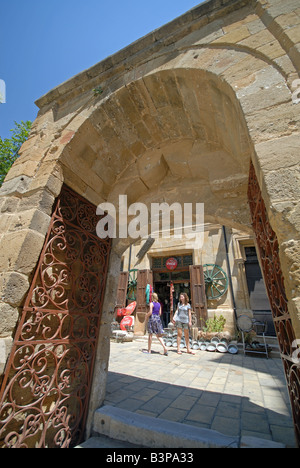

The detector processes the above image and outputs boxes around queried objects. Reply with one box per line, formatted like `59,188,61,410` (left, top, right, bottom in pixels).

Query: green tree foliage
0,120,32,186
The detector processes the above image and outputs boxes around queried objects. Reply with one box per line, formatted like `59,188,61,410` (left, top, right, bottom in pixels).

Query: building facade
119,224,273,337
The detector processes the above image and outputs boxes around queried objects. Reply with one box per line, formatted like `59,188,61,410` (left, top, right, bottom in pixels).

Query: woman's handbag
173,306,179,322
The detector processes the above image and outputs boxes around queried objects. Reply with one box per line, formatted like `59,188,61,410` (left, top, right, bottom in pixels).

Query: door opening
244,246,275,336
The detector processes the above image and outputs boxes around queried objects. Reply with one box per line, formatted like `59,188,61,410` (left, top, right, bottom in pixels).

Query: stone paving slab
102,339,297,448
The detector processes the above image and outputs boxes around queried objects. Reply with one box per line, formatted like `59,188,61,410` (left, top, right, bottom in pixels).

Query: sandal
177,350,182,355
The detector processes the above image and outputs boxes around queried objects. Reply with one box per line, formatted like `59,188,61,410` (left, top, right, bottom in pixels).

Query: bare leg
177,328,183,354
148,334,152,353
184,328,194,354
157,335,168,355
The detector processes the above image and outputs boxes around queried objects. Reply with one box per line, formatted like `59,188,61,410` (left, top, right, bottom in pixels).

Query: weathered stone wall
0,0,299,435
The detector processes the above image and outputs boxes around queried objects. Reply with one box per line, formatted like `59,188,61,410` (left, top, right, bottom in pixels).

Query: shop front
115,248,208,335
152,254,193,327
115,224,276,339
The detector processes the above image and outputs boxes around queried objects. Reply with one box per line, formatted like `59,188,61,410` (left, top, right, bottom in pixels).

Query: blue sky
0,0,205,140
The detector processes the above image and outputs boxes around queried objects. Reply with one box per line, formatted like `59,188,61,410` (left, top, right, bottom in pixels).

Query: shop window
152,257,163,269
171,270,190,281
154,272,171,282
182,254,193,266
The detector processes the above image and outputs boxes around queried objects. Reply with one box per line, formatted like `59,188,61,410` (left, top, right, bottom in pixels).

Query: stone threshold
81,405,286,449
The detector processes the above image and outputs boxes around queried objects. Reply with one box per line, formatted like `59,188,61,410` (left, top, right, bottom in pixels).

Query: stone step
85,405,285,449
76,435,144,449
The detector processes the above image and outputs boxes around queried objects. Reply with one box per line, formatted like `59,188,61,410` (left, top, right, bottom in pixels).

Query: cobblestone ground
104,339,297,448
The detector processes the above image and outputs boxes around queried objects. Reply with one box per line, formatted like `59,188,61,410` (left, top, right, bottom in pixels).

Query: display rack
237,315,270,359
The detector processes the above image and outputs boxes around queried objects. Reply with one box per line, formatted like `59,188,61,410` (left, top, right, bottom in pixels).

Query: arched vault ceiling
60,67,254,231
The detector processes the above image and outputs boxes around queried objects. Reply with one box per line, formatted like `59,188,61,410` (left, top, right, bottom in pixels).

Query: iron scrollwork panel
0,186,111,448
248,162,300,446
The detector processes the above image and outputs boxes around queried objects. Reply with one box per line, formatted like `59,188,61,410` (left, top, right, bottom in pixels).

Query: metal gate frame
248,161,300,447
0,185,111,448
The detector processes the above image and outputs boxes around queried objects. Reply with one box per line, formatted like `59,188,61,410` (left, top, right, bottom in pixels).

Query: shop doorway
154,280,191,327
152,255,193,327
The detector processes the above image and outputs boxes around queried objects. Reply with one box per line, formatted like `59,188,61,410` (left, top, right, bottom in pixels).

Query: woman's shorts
176,321,189,330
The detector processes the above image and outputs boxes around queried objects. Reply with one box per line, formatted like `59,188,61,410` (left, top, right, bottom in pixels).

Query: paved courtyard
103,339,297,448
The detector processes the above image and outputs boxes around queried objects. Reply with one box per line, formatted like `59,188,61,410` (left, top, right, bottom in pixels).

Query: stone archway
0,0,299,447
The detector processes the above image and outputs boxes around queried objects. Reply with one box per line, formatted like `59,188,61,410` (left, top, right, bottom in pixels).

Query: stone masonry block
0,176,32,198
137,149,169,188
0,229,45,276
212,25,251,44
0,302,19,337
0,271,30,307
265,167,300,202
0,197,20,214
239,28,276,49
236,77,290,115
4,159,40,181
254,134,300,172
0,214,12,234
0,337,13,375
27,162,64,198
161,140,194,178
279,25,300,50
7,209,51,237
17,189,55,217
289,43,300,71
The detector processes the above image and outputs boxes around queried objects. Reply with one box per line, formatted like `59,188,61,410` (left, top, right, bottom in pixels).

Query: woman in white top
173,293,195,355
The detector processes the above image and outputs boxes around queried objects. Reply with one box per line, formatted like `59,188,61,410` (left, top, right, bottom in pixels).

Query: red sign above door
166,257,178,271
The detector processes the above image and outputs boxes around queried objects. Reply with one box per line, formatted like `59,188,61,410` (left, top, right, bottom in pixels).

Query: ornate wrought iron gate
248,162,300,446
0,186,111,448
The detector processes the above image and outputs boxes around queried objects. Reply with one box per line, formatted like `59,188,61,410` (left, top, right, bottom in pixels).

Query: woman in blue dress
146,293,168,355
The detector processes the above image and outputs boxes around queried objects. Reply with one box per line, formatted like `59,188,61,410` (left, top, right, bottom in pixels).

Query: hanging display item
203,264,229,300
170,281,175,316
127,269,138,301
120,315,135,331
145,284,153,304
117,301,137,317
